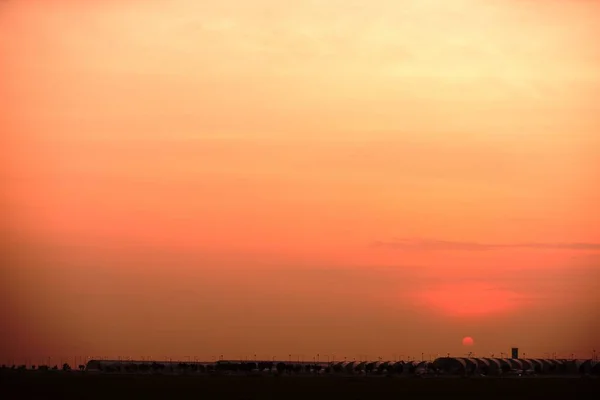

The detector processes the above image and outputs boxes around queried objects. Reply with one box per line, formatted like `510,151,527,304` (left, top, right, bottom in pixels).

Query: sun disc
462,336,474,346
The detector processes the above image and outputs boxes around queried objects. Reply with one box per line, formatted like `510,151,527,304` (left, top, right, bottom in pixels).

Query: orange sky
1,0,599,365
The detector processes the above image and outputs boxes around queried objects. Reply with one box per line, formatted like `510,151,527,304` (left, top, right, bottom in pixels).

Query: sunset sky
1,0,599,366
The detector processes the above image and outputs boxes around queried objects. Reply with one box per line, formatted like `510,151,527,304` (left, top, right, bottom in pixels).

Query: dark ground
1,371,598,399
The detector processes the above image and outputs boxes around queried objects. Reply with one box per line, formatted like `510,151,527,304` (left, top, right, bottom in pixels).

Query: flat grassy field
1,371,598,399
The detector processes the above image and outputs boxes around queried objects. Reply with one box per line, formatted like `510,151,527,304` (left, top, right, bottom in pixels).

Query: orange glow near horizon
1,0,599,365
415,282,530,318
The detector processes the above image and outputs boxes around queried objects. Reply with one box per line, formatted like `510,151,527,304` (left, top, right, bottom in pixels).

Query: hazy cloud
372,239,600,251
